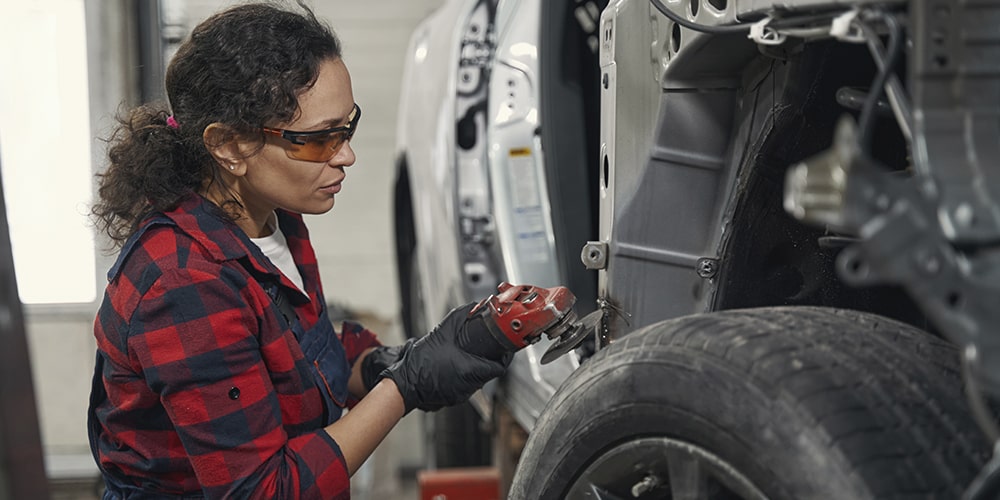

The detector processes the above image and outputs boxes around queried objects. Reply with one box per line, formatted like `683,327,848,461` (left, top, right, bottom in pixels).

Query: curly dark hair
91,1,342,246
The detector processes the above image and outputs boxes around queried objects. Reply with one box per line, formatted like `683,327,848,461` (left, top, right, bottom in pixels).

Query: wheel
509,307,990,499
393,160,423,341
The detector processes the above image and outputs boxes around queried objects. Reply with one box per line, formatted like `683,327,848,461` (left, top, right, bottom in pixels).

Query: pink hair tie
166,115,180,129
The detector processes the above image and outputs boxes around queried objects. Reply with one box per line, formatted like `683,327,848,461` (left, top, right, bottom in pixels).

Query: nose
328,141,356,168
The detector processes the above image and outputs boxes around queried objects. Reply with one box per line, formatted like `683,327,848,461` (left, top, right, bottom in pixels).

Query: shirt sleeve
338,320,382,409
128,266,350,499
339,320,382,368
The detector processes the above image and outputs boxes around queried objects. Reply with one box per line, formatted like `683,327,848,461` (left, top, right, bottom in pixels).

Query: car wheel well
393,155,420,340
713,40,930,333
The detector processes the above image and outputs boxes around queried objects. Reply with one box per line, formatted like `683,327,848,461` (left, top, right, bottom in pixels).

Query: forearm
324,377,406,475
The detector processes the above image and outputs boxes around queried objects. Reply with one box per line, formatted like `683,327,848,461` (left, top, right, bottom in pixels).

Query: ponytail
92,104,213,247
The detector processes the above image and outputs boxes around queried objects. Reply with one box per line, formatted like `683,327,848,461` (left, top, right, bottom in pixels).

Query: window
0,1,97,304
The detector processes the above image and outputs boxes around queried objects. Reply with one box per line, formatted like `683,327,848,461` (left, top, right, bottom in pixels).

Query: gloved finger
462,355,509,383
398,338,415,358
456,313,512,362
363,339,416,391
429,302,478,339
452,301,478,316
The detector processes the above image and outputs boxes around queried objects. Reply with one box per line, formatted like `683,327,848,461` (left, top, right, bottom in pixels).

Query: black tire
393,160,422,341
509,307,990,500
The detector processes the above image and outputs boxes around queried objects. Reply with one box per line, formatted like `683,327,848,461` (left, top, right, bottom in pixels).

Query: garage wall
308,1,441,321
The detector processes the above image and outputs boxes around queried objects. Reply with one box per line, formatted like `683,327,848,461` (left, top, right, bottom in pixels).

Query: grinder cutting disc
540,309,603,364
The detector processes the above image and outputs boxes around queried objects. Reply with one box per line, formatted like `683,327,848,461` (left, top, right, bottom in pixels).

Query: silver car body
398,0,903,431
402,0,1000,495
396,0,578,430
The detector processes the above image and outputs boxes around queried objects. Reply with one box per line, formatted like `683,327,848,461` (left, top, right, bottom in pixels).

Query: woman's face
235,57,357,232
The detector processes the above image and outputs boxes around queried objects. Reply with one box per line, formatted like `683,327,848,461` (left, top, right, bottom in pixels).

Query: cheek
276,169,330,204
255,151,318,186
288,164,326,188
250,145,328,191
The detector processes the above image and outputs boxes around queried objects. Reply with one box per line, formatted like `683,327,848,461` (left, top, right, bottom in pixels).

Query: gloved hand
360,342,414,393
379,303,513,413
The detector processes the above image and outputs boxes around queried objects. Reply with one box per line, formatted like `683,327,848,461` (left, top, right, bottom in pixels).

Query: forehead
286,57,355,129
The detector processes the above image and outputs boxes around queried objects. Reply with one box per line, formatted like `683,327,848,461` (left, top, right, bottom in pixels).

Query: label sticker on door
510,148,541,210
508,148,548,262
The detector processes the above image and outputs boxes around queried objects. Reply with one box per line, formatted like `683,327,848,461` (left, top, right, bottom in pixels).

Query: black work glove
360,343,414,392
379,303,513,413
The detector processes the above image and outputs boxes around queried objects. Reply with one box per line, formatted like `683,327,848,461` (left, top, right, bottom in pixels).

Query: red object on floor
418,467,500,500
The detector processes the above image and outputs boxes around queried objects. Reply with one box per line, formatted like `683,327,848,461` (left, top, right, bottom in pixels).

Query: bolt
697,258,719,279
631,475,661,497
511,319,522,331
585,247,605,267
581,241,608,270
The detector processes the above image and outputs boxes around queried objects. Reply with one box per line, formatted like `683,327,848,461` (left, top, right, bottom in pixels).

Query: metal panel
0,154,50,500
136,0,166,103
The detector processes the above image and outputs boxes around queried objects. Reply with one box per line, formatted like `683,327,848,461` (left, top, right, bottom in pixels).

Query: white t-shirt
250,213,306,294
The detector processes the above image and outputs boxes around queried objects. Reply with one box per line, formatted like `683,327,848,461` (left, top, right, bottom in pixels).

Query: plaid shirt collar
107,192,301,286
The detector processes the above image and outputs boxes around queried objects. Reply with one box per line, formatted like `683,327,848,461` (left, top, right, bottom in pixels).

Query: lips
320,180,343,194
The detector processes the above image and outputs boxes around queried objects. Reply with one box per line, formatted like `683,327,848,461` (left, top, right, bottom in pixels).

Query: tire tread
511,307,989,500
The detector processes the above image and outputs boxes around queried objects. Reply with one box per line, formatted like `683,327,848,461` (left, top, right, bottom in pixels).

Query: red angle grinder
467,282,602,364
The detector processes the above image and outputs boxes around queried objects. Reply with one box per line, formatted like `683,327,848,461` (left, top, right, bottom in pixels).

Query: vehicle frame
396,0,1000,497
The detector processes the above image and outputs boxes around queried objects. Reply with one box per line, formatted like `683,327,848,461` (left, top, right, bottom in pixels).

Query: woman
88,3,513,498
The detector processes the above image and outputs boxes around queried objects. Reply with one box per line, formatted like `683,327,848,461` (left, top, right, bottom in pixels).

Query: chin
285,199,336,216
308,199,337,215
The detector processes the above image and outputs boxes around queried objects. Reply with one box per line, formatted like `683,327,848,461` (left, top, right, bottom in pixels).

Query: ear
203,123,248,175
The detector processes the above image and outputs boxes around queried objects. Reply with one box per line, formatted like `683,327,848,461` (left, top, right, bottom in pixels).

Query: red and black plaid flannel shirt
90,193,380,499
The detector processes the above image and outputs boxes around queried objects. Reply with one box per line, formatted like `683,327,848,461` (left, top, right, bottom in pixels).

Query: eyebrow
299,106,354,131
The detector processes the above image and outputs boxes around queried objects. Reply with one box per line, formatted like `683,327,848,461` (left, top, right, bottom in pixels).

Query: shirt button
229,387,240,400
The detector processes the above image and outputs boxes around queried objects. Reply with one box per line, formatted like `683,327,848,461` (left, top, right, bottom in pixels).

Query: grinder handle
460,308,520,362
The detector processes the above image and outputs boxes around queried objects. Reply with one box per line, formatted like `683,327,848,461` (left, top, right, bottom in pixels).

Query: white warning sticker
510,148,541,210
508,148,548,262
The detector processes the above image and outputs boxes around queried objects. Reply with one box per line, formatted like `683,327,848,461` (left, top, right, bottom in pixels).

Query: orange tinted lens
285,131,348,161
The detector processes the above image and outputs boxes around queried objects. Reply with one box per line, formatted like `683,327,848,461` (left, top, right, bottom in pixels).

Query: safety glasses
261,103,361,162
